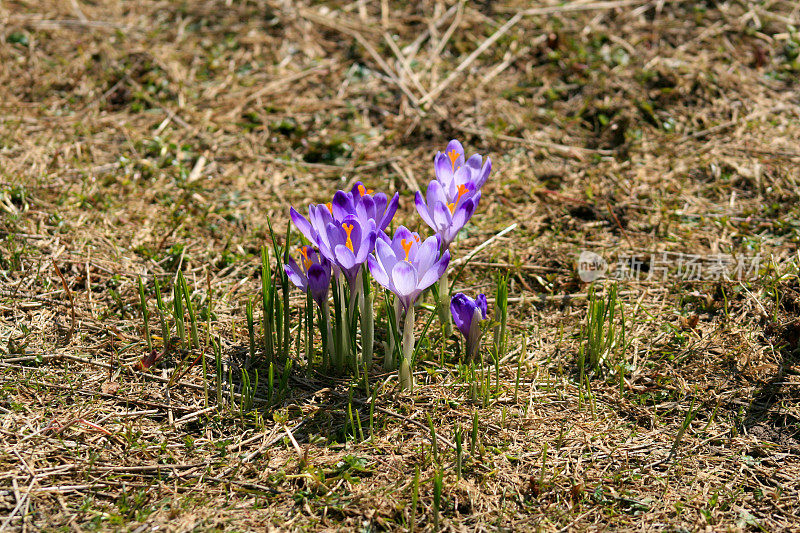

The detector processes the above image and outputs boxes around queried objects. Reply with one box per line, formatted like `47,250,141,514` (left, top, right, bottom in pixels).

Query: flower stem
383,294,400,371
321,299,333,371
437,269,452,337
399,305,415,391
338,276,351,370
361,292,374,369
360,267,373,369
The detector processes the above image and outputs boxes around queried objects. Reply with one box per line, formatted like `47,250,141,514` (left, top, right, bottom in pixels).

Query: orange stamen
447,184,470,214
300,246,313,271
414,234,420,242
343,223,355,252
401,239,413,261
358,184,374,196
326,202,333,213
447,149,459,170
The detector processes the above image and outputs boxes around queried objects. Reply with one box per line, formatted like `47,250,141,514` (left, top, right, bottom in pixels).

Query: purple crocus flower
289,182,396,270
284,246,332,307
330,182,399,231
367,226,450,312
289,203,330,250
434,139,492,198
321,215,377,287
414,179,480,249
289,205,377,287
450,293,488,360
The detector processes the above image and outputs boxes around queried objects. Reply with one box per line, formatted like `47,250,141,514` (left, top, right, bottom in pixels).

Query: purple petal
355,227,377,263
406,236,421,264
328,222,348,249
359,195,376,221
415,235,440,275
417,248,449,291
367,255,392,290
378,192,399,231
351,181,366,199
476,293,488,319
341,215,363,251
284,258,308,291
475,157,491,189
375,230,391,253
453,165,475,191
445,140,464,164
426,179,448,208
465,153,483,170
307,264,330,306
309,203,333,231
290,207,317,246
450,293,475,339
434,152,455,183
391,226,414,258
373,193,388,221
375,237,399,276
451,197,476,231
418,261,445,291
332,191,355,222
310,207,334,256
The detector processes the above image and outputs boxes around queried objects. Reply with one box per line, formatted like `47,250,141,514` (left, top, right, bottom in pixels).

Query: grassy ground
2,0,800,530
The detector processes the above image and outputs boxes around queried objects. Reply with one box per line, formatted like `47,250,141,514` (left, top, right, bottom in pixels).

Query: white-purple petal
334,244,357,270
426,179,448,207
415,235,440,274
414,192,436,231
445,139,464,159
475,157,491,188
465,153,482,170
432,201,452,231
367,255,392,289
391,261,418,297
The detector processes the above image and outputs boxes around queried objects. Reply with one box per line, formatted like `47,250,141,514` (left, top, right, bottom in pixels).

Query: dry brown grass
2,0,800,530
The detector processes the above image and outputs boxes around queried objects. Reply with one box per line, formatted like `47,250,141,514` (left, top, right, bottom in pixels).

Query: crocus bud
467,307,483,360
450,293,488,360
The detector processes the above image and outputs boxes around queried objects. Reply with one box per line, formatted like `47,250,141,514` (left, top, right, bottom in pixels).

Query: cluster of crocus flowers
415,139,491,249
288,182,399,370
284,140,492,389
415,140,493,334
